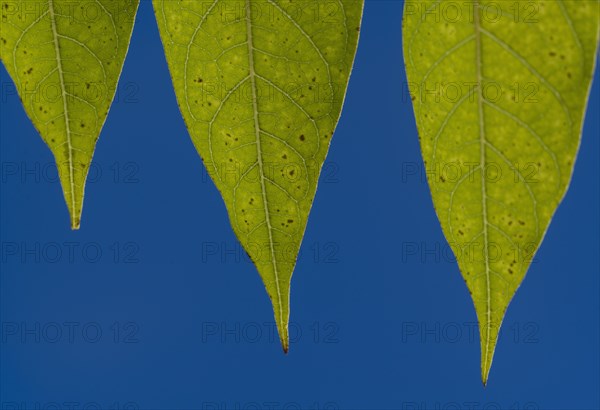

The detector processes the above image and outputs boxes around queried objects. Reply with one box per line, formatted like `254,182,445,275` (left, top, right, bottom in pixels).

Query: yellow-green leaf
153,0,363,351
0,0,140,229
404,0,599,384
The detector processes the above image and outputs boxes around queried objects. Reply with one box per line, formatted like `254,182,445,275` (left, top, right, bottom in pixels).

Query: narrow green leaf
403,0,599,384
1,0,139,229
153,0,363,351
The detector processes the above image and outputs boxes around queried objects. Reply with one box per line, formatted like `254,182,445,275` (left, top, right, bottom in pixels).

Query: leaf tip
278,323,289,354
481,350,494,386
481,371,489,387
70,215,81,230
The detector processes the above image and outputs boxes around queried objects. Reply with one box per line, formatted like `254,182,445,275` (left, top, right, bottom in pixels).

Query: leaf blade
0,0,140,228
153,0,364,350
403,0,599,384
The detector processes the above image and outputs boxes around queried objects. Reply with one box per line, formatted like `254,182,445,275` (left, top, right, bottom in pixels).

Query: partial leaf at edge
0,0,140,229
153,0,364,351
403,0,599,384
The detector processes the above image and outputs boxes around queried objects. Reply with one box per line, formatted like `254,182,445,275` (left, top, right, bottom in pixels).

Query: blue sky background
1,1,599,409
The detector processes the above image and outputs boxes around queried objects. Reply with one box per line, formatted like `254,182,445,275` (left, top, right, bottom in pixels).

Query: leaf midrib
244,0,285,337
473,0,493,382
48,0,76,226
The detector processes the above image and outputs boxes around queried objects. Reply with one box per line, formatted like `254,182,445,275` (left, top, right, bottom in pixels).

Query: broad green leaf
0,0,139,229
153,0,363,351
403,0,599,384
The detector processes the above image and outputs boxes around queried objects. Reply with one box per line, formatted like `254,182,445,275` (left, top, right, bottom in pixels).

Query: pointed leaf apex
1,0,139,228
275,309,290,354
481,368,490,387
479,317,501,387
281,340,289,355
153,0,364,352
70,215,81,230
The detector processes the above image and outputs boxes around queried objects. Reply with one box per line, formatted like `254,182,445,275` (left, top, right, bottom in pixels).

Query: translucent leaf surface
1,0,139,228
403,0,599,383
154,0,364,350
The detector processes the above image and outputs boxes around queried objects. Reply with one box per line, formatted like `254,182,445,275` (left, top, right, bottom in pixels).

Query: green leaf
403,0,599,384
153,0,363,351
0,0,140,229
